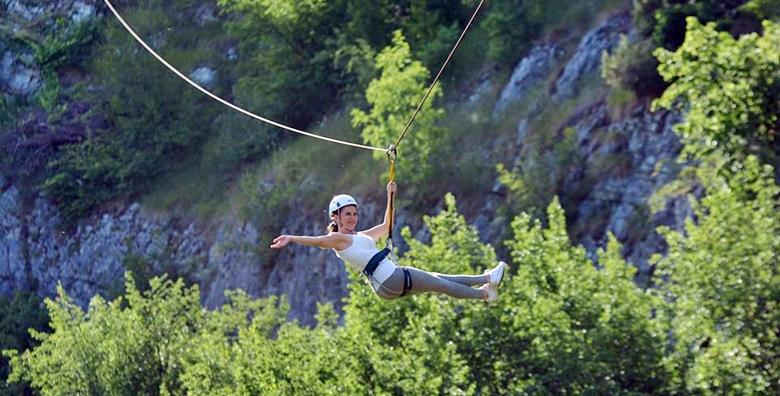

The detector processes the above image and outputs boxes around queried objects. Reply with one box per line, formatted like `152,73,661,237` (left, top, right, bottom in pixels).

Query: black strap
400,268,413,297
362,248,391,278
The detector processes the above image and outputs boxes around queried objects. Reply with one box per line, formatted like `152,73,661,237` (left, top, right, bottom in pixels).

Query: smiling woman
271,181,508,302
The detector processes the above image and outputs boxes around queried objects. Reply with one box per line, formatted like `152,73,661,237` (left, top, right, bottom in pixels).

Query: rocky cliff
1,6,693,324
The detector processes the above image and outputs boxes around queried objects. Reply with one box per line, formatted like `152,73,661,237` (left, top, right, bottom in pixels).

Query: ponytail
327,221,338,233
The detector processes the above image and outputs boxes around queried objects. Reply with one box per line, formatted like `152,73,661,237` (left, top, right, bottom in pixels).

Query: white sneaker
480,284,498,303
485,261,508,287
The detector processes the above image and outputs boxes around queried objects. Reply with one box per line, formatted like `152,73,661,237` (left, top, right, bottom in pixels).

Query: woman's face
333,205,358,232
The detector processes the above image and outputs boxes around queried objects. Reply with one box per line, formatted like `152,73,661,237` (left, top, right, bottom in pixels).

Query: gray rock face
2,0,97,24
1,0,98,97
70,1,95,23
567,104,689,280
3,0,46,20
0,185,394,325
0,50,41,97
553,13,630,101
189,67,217,88
0,187,26,292
195,3,217,26
494,44,562,114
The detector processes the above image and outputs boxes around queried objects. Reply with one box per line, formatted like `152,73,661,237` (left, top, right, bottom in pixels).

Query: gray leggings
373,266,487,300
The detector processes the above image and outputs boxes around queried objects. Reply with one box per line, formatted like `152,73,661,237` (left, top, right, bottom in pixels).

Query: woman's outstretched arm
271,233,350,250
362,181,396,241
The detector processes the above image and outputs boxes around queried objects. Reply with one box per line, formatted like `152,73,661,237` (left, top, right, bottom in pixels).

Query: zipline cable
384,0,484,247
391,0,486,151
103,0,386,153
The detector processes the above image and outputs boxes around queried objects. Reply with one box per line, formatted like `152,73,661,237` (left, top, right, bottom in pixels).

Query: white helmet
329,194,358,214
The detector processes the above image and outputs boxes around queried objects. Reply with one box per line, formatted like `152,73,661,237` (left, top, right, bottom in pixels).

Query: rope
386,149,396,248
392,0,486,150
383,0,484,246
102,0,386,153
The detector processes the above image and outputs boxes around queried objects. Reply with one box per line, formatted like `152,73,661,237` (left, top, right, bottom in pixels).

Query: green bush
0,293,49,396
480,0,624,64
19,16,99,117
10,182,780,393
6,276,206,395
43,14,216,223
653,18,780,164
497,127,584,220
601,36,666,98
0,94,21,132
654,156,780,394
632,0,771,50
351,30,446,185
741,0,780,20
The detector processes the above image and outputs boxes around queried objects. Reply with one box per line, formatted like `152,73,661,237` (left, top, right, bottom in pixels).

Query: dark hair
327,221,338,233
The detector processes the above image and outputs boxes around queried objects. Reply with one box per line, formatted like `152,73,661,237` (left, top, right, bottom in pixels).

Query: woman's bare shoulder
327,232,353,251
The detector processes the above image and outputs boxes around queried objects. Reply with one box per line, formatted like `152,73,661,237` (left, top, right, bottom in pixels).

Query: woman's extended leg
402,266,485,300
430,272,487,287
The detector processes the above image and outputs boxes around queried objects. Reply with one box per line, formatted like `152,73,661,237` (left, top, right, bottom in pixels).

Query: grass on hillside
142,111,382,222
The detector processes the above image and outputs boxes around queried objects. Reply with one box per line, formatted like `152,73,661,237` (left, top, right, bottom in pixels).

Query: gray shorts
370,267,410,299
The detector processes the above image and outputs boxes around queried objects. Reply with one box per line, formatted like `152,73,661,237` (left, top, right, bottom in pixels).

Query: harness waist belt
363,248,391,278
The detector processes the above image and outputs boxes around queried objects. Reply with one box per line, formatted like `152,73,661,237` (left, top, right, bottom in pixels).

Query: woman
271,182,508,302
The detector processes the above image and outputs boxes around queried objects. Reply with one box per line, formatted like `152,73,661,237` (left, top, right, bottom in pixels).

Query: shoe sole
491,262,507,287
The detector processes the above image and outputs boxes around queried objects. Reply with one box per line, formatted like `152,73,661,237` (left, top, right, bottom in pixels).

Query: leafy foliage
601,36,666,98
653,18,780,163
42,8,217,223
654,156,780,394
742,0,780,21
18,16,99,116
7,276,205,395
0,293,49,396
632,0,761,50
351,30,446,184
9,195,677,395
497,127,584,220
619,0,773,99
479,0,625,63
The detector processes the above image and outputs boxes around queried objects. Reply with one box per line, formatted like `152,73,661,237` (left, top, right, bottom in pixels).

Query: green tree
742,0,780,21
632,1,760,50
217,0,345,129
6,275,205,395
484,198,668,394
653,18,780,164
0,293,49,396
654,156,780,395
601,36,666,98
351,30,445,184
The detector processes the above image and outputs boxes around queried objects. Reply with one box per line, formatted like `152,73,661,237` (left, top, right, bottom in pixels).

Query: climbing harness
399,268,413,297
362,248,391,279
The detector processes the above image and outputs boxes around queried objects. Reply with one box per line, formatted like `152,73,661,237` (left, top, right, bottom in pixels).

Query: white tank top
333,233,396,284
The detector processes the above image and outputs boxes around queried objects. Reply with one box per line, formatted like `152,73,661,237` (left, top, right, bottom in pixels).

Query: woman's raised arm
362,181,396,241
